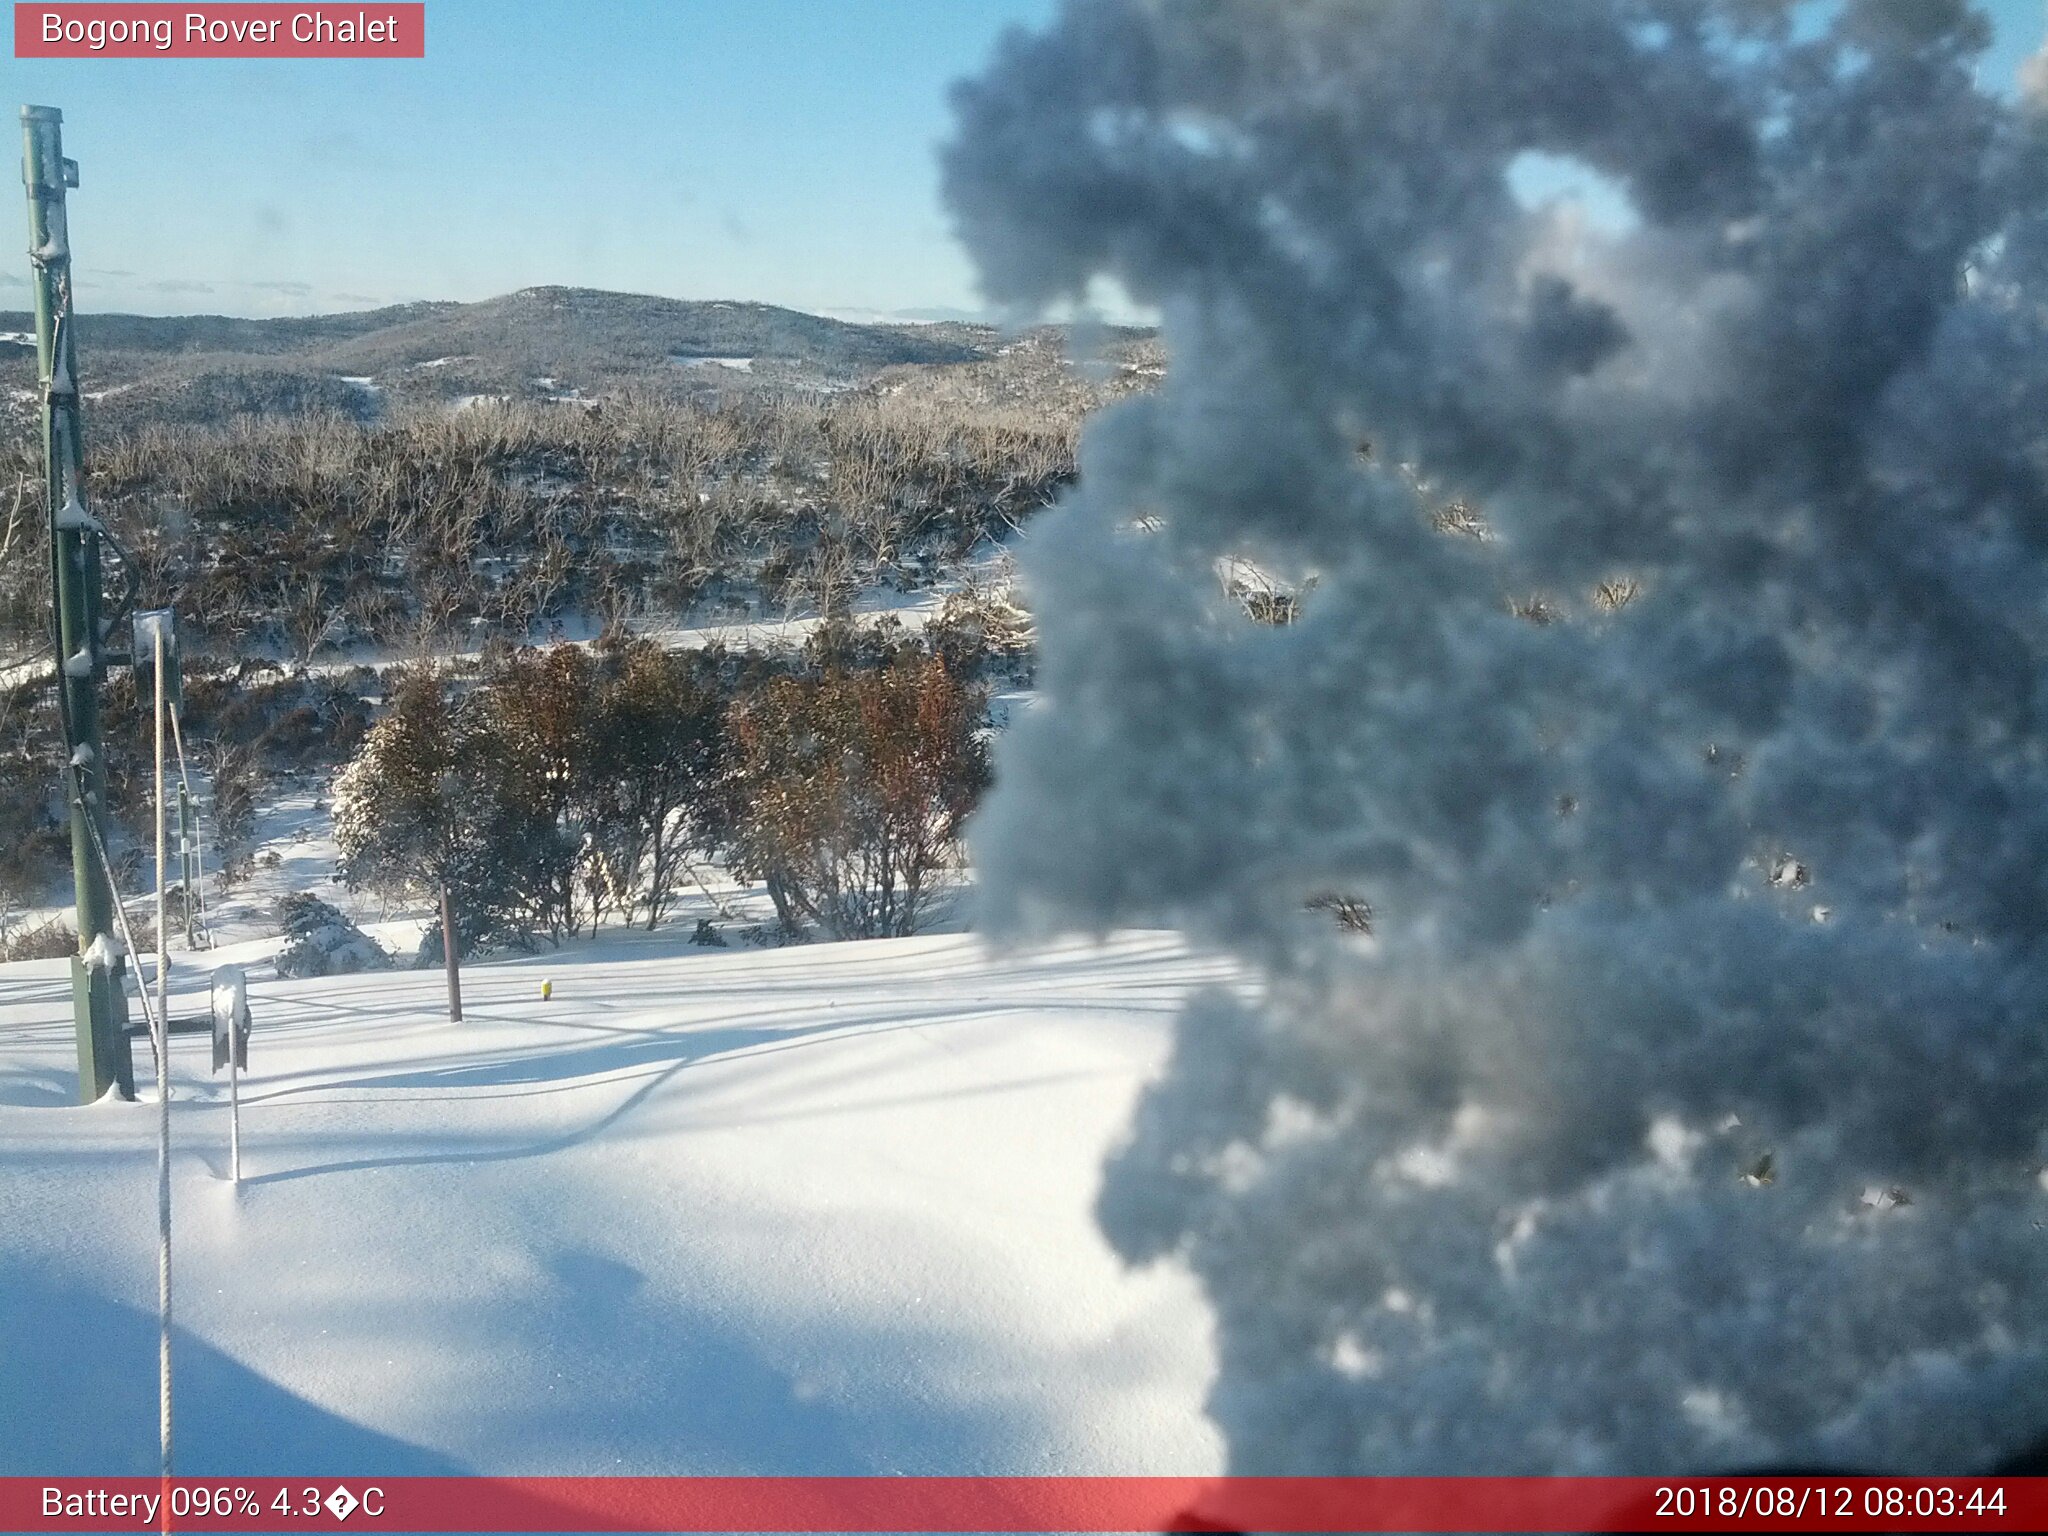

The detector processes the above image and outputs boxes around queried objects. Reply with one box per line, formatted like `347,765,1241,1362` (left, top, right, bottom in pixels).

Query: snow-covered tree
727,654,988,939
336,671,469,1016
335,670,564,1014
471,640,728,933
582,640,728,931
946,0,2048,1473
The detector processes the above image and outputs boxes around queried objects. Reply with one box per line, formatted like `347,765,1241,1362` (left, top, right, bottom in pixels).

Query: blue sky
8,0,1057,318
8,0,2046,321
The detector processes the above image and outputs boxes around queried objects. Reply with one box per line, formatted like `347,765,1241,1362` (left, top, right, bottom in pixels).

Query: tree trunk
440,881,463,1022
764,869,800,937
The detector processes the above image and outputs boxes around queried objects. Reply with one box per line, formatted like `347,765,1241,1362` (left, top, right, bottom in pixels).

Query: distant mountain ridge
0,286,1010,427
0,300,465,357
5,287,982,368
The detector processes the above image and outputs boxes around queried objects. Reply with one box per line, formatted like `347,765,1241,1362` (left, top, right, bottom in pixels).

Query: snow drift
946,0,2048,1473
1,931,1225,1474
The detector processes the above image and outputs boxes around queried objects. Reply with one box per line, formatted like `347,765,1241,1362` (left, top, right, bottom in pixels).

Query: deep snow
0,926,1231,1477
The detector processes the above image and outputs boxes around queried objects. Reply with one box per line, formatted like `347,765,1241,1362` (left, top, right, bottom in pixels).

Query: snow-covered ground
278,540,1014,682
0,924,1232,1476
202,777,377,946
3,544,1090,1479
2,775,416,955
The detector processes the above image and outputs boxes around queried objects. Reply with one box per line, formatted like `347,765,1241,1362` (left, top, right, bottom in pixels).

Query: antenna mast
21,104,134,1102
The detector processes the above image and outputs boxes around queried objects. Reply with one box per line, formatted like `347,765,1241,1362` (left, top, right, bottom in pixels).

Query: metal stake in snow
143,612,173,1082
21,104,134,1103
167,701,215,951
178,778,195,945
211,966,250,1184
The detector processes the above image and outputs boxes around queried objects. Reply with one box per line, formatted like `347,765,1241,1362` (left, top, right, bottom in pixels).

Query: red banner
2,1476,2044,1532
13,4,424,58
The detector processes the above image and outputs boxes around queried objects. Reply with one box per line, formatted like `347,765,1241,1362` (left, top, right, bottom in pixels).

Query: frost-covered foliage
727,653,990,939
479,641,730,935
272,893,394,980
946,0,2048,1474
334,670,563,958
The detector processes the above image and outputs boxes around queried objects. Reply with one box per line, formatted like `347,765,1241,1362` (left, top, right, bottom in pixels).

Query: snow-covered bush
926,576,1037,686
577,640,729,931
196,740,264,892
947,0,2048,1474
272,892,393,980
468,639,729,934
0,917,78,964
726,654,989,939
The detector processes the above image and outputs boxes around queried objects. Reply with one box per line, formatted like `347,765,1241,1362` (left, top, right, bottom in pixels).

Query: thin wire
150,624,172,1498
77,797,162,1050
77,799,171,1489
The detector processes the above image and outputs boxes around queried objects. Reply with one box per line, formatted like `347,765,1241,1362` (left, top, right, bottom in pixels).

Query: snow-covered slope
0,928,1231,1477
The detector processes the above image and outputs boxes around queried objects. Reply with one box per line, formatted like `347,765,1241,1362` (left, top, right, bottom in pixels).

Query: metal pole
229,1028,241,1184
178,780,195,945
169,702,212,950
21,104,133,1102
154,622,168,1070
150,620,172,1495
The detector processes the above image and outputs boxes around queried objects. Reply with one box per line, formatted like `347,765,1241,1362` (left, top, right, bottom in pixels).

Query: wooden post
440,881,463,1021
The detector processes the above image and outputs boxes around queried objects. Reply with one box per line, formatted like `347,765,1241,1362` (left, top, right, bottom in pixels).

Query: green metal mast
21,105,134,1103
